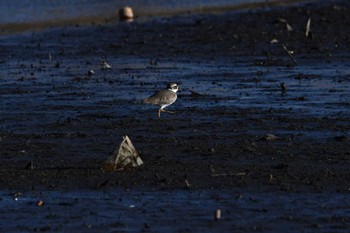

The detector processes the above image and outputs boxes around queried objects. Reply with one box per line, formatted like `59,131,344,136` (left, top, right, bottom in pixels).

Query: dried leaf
286,23,293,32
270,38,279,44
278,18,287,23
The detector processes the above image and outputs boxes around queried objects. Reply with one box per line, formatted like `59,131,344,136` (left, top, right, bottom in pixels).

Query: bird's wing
144,90,176,105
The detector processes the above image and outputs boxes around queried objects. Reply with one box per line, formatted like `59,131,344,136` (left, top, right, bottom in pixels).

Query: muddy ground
0,0,349,232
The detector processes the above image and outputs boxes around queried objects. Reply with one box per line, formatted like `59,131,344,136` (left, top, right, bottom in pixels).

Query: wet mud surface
1,190,349,232
0,0,350,232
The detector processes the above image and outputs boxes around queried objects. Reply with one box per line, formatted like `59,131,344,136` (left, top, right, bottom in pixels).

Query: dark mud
0,0,350,232
1,190,349,232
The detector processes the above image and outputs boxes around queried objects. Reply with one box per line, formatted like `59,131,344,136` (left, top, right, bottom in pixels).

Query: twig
263,50,271,65
281,44,297,66
211,172,246,177
305,17,311,38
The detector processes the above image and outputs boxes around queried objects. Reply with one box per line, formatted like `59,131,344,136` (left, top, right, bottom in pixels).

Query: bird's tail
143,98,152,104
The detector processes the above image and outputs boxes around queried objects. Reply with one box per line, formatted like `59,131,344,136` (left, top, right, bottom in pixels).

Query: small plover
143,83,179,118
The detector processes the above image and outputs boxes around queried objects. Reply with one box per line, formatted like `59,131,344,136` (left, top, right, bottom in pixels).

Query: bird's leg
158,108,161,118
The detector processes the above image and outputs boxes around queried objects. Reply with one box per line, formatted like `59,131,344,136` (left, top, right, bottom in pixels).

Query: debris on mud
101,60,112,70
262,134,281,141
305,17,312,38
215,209,221,220
104,135,143,171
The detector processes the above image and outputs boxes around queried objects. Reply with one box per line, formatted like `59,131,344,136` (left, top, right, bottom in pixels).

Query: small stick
305,18,311,38
281,44,297,65
265,51,271,64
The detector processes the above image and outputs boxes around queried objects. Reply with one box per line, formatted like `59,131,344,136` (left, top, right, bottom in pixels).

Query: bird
143,83,179,118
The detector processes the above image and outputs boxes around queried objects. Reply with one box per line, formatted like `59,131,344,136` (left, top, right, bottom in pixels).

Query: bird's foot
158,109,176,118
162,109,175,114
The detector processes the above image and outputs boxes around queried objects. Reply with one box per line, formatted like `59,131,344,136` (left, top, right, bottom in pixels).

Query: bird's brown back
143,90,177,105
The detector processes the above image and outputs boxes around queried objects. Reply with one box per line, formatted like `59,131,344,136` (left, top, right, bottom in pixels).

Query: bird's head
167,83,179,93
